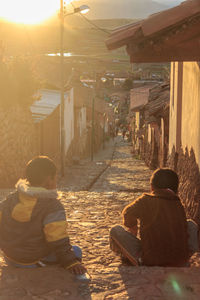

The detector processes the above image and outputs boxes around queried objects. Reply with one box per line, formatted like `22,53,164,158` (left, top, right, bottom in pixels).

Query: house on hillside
113,72,130,87
105,0,200,220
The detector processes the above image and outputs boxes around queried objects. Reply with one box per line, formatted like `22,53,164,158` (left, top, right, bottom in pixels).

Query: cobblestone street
1,136,200,299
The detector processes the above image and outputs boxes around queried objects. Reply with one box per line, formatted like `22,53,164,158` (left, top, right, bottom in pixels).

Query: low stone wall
143,139,159,170
144,142,153,168
0,107,37,188
65,122,104,165
65,131,89,165
168,146,200,223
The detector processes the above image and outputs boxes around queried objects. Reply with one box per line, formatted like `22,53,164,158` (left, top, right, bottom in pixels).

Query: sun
0,0,74,24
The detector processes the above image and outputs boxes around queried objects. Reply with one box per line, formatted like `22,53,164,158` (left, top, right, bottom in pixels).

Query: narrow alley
1,136,200,300
59,136,200,300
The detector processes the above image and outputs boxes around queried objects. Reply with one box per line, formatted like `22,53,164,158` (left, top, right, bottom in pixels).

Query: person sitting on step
110,168,199,267
0,156,87,275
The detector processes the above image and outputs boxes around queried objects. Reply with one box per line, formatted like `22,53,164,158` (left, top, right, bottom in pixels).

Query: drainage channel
84,143,117,191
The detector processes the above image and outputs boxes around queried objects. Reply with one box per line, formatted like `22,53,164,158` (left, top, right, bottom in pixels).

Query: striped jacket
0,179,78,268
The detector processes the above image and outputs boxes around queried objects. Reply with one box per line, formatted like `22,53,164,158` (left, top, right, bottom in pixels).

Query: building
129,85,154,155
144,83,170,169
105,0,200,220
31,89,74,166
129,83,169,169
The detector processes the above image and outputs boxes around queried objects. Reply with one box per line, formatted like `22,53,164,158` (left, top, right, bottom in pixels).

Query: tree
122,78,133,90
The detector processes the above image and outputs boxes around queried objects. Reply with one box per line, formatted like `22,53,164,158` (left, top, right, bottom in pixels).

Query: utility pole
91,72,96,161
59,3,90,175
91,95,95,161
60,0,65,176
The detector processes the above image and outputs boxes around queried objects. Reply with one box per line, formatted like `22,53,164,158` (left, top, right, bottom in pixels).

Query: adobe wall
144,127,159,170
0,107,37,188
168,147,200,224
65,110,105,164
181,62,200,166
40,106,60,168
168,62,200,223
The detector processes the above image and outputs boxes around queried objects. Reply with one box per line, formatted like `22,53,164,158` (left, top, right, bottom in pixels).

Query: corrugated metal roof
31,89,64,123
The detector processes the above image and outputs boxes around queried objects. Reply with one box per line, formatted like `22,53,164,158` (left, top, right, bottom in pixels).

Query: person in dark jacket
110,168,199,267
0,156,87,275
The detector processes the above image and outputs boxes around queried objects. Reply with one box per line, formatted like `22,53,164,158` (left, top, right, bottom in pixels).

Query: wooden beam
130,46,200,63
128,21,200,63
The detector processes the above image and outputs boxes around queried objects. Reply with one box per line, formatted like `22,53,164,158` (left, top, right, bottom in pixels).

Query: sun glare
0,0,74,24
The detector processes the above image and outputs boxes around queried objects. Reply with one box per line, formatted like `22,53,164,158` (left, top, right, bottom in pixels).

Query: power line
77,13,111,35
70,2,111,35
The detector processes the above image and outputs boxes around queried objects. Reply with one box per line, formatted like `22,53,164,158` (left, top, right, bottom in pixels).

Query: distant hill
43,15,136,30
0,17,135,56
154,0,182,6
74,0,168,19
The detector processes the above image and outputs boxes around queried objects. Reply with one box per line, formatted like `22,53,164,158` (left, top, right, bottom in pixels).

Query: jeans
4,245,82,269
110,220,199,265
110,225,141,265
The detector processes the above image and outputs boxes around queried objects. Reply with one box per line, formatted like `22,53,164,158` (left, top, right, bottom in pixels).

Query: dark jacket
122,189,189,267
0,179,78,268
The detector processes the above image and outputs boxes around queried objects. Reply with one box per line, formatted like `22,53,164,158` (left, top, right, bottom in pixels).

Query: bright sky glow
0,0,73,24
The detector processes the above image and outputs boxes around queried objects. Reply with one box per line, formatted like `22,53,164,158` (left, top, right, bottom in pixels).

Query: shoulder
124,193,148,210
1,191,18,206
40,196,64,210
135,193,152,203
131,193,153,208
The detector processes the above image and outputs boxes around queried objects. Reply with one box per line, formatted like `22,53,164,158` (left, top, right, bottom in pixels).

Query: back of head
26,156,56,186
150,168,179,194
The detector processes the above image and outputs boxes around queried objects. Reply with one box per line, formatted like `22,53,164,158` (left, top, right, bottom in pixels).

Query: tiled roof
130,85,157,111
144,82,170,120
105,0,200,62
106,0,200,50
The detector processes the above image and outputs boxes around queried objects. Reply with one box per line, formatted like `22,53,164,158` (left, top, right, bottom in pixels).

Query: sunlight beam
0,0,64,24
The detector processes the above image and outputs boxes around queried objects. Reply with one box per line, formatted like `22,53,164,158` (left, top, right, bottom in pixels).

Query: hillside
74,0,168,19
0,17,135,56
0,17,134,78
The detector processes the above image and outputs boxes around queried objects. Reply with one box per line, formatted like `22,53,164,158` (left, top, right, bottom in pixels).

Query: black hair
26,156,56,186
150,168,179,193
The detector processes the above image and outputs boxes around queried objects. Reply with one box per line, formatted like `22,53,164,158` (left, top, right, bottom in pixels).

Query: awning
31,89,62,123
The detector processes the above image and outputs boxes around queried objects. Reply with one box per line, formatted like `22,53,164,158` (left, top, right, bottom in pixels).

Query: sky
155,0,182,4
0,0,184,24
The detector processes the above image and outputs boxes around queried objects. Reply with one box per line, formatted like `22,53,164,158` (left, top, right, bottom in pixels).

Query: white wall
135,112,140,130
169,62,180,153
169,62,200,166
148,124,151,144
181,62,200,166
78,107,87,136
